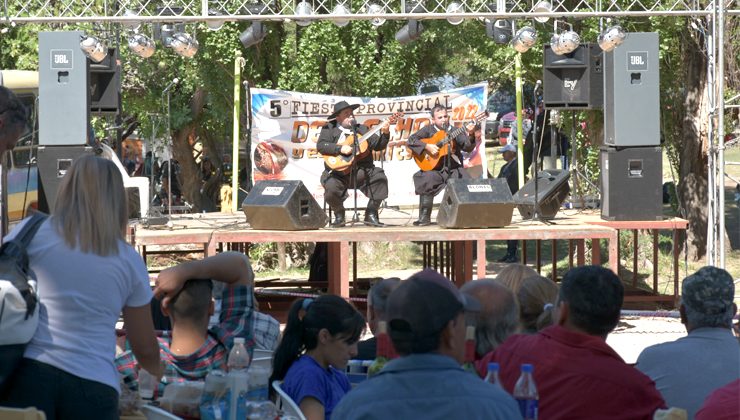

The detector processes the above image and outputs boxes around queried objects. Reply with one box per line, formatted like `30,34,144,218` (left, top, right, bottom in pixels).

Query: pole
717,0,726,268
515,53,525,187
232,49,242,212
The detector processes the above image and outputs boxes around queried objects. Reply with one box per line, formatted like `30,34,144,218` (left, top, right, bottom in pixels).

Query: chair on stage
272,380,306,420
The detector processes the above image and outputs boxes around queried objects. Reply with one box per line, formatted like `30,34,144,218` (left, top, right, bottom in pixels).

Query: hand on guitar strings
340,144,354,155
424,143,440,156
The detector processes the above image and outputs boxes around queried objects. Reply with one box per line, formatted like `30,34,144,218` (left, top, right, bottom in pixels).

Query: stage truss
1,0,737,267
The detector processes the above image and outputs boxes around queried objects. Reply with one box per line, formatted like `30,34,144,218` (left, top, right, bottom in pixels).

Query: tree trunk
676,29,709,261
171,88,209,212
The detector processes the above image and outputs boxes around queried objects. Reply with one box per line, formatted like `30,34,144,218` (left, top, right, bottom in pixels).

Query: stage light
395,20,423,45
550,33,567,55
206,9,226,31
80,35,107,63
557,29,580,54
295,1,313,27
486,19,512,44
446,2,464,25
122,10,141,31
332,3,350,27
598,24,626,52
366,3,386,27
533,1,553,23
168,32,199,58
239,22,267,48
511,26,537,53
128,33,156,58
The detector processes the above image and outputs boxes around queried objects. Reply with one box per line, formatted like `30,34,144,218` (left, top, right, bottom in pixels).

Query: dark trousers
1,358,119,420
507,239,519,256
322,166,388,210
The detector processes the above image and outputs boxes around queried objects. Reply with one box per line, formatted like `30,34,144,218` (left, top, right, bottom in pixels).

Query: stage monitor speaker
600,146,662,221
437,178,515,229
543,43,603,109
604,32,660,147
37,145,95,213
513,169,571,220
242,180,328,230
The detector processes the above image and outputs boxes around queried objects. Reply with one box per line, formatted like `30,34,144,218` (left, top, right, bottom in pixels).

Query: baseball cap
386,269,480,341
499,144,517,153
681,266,734,315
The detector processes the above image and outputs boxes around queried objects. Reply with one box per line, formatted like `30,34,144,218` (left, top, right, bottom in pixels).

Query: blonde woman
1,155,161,419
517,275,559,333
495,263,538,293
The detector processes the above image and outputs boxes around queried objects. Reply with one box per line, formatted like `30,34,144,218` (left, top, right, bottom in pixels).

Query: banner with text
250,83,488,207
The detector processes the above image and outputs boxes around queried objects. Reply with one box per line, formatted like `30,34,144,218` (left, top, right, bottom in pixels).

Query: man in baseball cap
637,266,739,418
332,269,520,419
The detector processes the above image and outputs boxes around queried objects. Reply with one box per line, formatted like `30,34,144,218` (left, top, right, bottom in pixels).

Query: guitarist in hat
317,101,391,227
407,105,476,226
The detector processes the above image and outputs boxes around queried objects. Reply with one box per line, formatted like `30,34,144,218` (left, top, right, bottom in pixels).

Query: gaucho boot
413,195,434,226
364,200,384,227
330,207,346,227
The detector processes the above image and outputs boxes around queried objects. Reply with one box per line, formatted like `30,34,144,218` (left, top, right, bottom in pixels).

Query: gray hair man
460,279,519,357
357,277,401,360
637,266,739,418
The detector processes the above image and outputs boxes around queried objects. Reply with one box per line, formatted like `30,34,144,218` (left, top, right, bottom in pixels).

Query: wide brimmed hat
327,100,361,120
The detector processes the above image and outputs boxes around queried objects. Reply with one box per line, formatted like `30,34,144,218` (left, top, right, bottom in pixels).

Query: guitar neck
355,120,387,146
437,114,485,146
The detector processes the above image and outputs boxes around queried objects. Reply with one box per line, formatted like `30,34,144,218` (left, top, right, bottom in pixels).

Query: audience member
0,86,29,155
332,269,521,420
636,266,740,418
116,252,255,395
252,295,280,351
481,265,665,420
357,278,401,360
516,275,559,333
695,379,740,420
1,156,161,419
495,263,538,292
459,279,519,361
270,295,365,420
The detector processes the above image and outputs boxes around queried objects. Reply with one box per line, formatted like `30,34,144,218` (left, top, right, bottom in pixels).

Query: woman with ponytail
270,295,365,420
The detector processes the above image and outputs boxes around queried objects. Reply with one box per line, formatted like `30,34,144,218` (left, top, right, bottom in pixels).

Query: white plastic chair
140,405,182,420
251,356,273,371
272,380,307,420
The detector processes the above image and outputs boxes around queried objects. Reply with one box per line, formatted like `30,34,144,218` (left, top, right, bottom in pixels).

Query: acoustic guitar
413,111,489,172
323,112,403,173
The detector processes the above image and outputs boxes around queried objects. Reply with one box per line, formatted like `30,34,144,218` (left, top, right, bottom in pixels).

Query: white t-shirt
5,217,152,393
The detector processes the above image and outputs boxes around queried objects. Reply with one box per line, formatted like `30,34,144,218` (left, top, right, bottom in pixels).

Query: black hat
327,100,361,120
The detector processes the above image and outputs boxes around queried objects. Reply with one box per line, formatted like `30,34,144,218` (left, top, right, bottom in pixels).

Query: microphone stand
348,121,362,225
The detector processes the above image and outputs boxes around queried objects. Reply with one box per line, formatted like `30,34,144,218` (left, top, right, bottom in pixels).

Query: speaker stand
568,117,601,209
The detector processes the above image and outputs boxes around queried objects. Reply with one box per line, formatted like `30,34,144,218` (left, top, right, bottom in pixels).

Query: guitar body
413,130,453,172
324,134,370,173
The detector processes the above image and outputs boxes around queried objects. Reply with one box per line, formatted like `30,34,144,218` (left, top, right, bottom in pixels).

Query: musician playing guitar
407,104,477,226
317,101,392,228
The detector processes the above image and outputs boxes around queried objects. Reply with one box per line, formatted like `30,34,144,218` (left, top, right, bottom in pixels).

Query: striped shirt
115,284,255,396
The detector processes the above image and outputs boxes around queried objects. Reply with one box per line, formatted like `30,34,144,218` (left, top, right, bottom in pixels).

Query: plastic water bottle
227,338,250,420
484,362,501,388
513,364,538,420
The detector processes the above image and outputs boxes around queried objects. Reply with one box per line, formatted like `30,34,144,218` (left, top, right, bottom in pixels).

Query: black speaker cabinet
242,180,327,230
513,170,571,220
126,187,140,219
37,145,95,213
600,146,662,221
89,48,120,115
543,43,603,109
437,178,515,229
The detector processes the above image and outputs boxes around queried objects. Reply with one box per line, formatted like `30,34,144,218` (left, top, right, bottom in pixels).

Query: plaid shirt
252,311,280,351
116,285,255,396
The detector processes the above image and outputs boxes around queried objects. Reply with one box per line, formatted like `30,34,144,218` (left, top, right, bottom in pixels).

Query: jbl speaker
513,170,571,220
437,179,515,229
37,145,95,212
604,32,660,147
242,180,327,230
543,43,603,109
600,146,662,221
89,47,120,115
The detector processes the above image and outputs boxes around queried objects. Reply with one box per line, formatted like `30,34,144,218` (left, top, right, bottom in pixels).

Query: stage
129,208,688,307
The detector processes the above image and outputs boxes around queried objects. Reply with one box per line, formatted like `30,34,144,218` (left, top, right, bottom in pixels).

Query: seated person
459,279,519,363
495,263,538,292
332,270,521,420
209,284,280,351
116,252,255,395
516,275,559,334
269,295,365,420
357,278,401,360
696,379,740,420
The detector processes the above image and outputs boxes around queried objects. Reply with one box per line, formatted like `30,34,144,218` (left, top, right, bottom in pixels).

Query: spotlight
295,1,313,27
80,35,107,63
557,30,580,54
598,24,627,52
366,4,386,26
446,2,464,26
207,9,226,31
511,26,537,53
395,20,424,45
332,3,350,27
550,33,567,55
239,22,267,48
486,19,512,44
532,1,553,23
122,10,141,31
168,32,199,58
128,33,156,58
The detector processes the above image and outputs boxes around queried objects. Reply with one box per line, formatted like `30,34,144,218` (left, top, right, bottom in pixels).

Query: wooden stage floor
129,209,688,306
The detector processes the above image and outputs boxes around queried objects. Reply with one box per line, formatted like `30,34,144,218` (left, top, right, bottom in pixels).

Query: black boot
413,195,433,226
330,208,346,227
364,200,384,227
